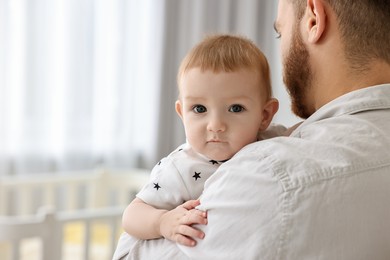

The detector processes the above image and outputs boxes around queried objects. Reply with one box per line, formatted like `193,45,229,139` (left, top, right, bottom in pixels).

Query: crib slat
43,184,56,208
84,221,91,260
86,182,98,208
0,186,9,215
93,171,109,208
40,208,62,260
11,240,20,260
118,188,130,206
18,186,32,215
110,218,119,256
66,184,78,210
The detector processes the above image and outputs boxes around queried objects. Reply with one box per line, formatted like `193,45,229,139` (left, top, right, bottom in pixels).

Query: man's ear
175,100,183,119
259,98,279,131
305,0,326,43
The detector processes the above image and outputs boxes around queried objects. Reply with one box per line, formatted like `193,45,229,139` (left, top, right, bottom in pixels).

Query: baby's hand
159,199,207,247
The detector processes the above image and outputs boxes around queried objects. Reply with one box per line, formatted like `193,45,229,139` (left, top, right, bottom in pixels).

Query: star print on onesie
135,143,221,210
153,183,161,190
193,172,201,181
209,160,219,165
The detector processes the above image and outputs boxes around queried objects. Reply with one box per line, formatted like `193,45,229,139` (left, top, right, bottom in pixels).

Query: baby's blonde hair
177,34,272,98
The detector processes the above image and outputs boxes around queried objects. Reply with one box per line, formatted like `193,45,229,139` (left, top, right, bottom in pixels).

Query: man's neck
313,60,390,111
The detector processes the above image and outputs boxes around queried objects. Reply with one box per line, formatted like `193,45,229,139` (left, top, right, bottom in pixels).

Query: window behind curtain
0,0,165,175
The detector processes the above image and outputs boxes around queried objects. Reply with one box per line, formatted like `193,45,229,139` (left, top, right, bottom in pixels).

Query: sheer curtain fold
0,0,295,175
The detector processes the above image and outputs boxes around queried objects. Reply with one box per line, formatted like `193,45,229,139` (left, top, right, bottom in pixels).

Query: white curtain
0,0,298,175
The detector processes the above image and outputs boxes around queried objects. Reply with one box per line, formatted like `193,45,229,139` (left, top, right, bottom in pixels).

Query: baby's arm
122,198,207,247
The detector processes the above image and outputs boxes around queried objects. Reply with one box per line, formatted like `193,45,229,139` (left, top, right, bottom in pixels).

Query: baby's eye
229,104,245,113
193,105,207,113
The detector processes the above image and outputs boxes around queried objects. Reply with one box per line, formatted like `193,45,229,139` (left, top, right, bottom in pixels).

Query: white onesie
136,143,221,210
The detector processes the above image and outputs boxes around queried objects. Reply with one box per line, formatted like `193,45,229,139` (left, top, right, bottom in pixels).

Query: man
114,0,390,259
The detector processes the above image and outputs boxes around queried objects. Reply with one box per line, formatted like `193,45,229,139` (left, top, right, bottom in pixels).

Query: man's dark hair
292,0,390,70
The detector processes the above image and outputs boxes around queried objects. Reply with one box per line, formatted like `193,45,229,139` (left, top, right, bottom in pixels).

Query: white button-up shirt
115,84,390,260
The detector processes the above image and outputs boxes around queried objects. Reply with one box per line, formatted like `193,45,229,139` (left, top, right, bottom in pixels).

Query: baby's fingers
181,211,207,225
190,208,207,218
181,199,200,210
175,225,205,246
175,234,197,247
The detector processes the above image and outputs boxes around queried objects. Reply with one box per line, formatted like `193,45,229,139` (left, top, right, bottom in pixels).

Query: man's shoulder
232,117,390,191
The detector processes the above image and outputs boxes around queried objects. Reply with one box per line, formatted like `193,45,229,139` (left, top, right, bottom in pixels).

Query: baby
121,34,279,247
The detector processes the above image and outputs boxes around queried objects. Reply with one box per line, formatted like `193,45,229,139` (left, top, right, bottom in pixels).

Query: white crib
0,168,150,260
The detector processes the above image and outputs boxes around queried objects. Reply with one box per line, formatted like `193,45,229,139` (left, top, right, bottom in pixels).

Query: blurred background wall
0,0,300,175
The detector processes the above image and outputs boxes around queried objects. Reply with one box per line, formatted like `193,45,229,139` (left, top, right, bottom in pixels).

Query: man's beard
283,25,313,119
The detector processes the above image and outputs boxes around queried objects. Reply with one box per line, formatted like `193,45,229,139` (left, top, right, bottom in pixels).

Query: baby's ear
175,100,183,119
259,98,279,131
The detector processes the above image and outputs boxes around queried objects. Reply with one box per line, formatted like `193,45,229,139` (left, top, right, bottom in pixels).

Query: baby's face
176,68,270,161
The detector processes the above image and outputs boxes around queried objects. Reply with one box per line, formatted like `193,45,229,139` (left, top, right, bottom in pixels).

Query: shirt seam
275,186,293,260
273,156,390,191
